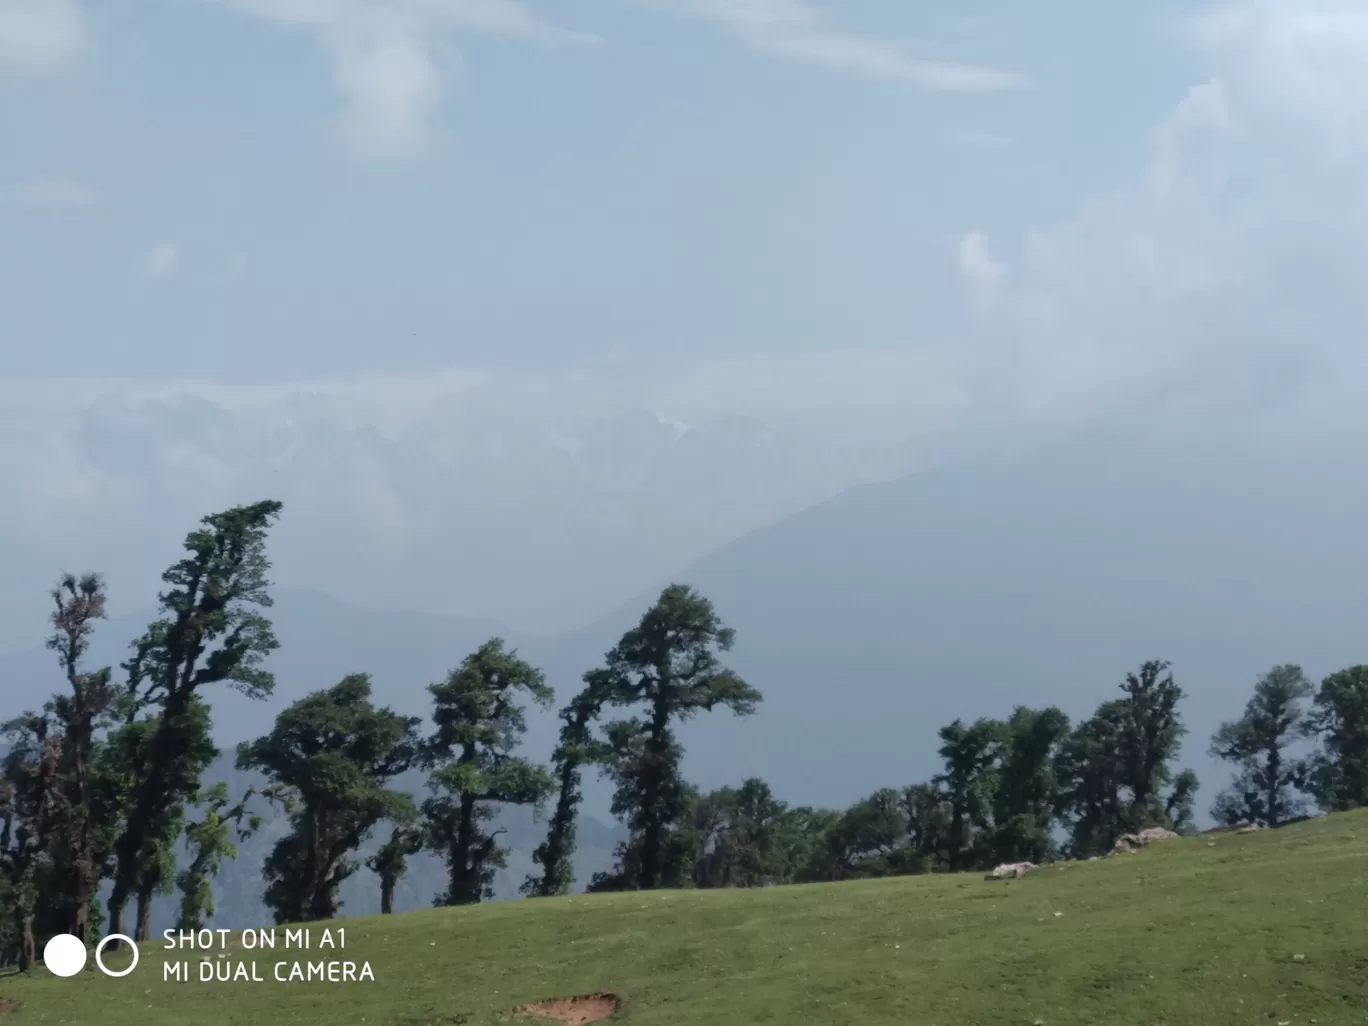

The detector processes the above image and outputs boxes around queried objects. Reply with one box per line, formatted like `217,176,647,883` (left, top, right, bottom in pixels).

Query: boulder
985,861,1036,880
1111,827,1179,854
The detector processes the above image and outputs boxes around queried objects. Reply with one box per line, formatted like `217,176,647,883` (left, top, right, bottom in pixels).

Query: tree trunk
1267,746,1281,828
449,792,478,905
380,877,395,915
71,878,90,944
16,908,35,973
135,888,153,943
637,691,673,890
106,886,128,950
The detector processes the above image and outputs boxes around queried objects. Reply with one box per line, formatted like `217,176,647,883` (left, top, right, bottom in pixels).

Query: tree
991,706,1070,865
422,640,556,906
523,682,609,898
805,789,910,882
901,782,951,870
1058,662,1198,855
238,673,420,924
1165,769,1200,835
0,714,62,970
101,695,218,941
177,781,262,930
588,584,762,891
107,500,284,944
365,825,423,915
1056,701,1128,857
1208,664,1314,827
933,718,1002,871
690,778,794,889
1115,659,1190,830
1308,665,1368,812
44,573,118,943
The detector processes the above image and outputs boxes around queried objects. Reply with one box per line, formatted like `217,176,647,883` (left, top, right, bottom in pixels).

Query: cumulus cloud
0,0,88,76
953,0,1368,443
636,0,1028,91
144,243,179,280
9,0,1368,638
5,181,99,207
218,0,598,157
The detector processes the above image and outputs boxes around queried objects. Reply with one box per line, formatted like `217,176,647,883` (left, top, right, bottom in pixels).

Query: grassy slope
4,812,1367,1026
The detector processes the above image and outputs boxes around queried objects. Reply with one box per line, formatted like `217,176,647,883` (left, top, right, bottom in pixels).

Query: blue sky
4,0,1368,645
3,0,1197,382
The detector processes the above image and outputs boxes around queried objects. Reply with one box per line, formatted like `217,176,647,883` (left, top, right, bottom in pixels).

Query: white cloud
949,128,1013,150
0,0,88,76
953,0,1368,442
637,0,1027,91
144,244,179,280
6,181,99,207
0,351,966,637
327,8,447,156
218,0,598,157
956,232,1005,307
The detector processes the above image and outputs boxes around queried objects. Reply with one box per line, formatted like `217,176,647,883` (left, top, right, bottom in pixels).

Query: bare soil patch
514,993,619,1024
0,997,20,1016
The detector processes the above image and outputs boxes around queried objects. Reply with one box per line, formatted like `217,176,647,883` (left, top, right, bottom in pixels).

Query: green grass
4,812,1368,1025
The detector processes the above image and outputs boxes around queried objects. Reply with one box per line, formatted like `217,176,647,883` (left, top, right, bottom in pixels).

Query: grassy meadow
2,811,1365,1026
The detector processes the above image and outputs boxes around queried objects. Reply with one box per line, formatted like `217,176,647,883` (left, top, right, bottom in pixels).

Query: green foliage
934,717,1003,870
1307,664,1368,811
523,683,610,898
43,572,119,943
365,824,424,914
1057,661,1197,857
176,781,262,930
588,584,762,891
237,673,420,924
809,787,916,882
1208,664,1314,827
0,713,62,970
689,778,800,888
108,500,284,941
991,706,1071,864
1115,659,1189,826
1056,700,1128,856
422,639,556,906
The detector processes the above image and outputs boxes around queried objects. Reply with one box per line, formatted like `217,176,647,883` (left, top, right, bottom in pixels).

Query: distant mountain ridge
4,436,1367,840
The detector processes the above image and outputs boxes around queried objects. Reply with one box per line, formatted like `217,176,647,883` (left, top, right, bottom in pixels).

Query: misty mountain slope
555,436,1368,813
3,438,1366,832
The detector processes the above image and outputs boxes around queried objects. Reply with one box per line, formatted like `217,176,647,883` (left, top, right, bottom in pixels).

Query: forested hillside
99,755,627,938
1,463,1366,969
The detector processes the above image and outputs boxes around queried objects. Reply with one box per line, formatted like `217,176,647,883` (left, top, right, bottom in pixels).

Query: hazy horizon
7,0,1368,653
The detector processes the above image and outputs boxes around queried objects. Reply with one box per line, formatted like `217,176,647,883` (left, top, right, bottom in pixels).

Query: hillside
3,811,1366,1025
546,434,1368,810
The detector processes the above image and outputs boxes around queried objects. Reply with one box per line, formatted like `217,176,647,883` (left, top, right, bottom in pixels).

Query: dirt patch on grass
0,997,20,1016
514,993,619,1024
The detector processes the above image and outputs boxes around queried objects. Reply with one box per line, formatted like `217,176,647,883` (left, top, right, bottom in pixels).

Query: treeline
2,502,1367,969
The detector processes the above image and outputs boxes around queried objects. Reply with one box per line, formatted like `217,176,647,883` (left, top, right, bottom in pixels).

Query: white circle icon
94,934,139,977
43,934,87,977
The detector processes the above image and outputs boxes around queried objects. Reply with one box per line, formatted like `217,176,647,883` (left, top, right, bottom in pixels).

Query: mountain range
3,433,1366,927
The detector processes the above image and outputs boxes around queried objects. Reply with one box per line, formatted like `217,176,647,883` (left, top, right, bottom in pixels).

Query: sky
3,0,1368,647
